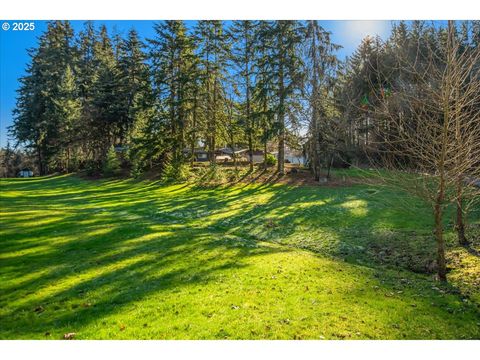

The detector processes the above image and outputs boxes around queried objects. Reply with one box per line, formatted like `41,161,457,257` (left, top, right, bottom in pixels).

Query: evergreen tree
103,145,121,176
10,21,77,174
253,21,276,167
304,20,340,180
149,21,197,166
76,21,99,166
118,29,153,145
53,64,82,172
194,20,230,163
0,142,14,177
270,21,304,174
229,20,257,171
91,25,123,160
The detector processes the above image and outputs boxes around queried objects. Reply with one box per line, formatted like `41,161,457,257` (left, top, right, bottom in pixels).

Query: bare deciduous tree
370,21,480,281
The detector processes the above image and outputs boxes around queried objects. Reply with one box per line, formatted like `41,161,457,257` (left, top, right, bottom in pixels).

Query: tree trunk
246,54,253,172
365,113,369,146
313,135,321,181
262,97,269,170
432,19,452,283
248,134,254,172
278,131,285,174
210,78,217,165
37,145,45,176
327,153,334,179
277,51,285,175
455,181,469,246
434,200,447,281
263,140,268,169
66,146,70,173
310,28,321,181
190,90,198,166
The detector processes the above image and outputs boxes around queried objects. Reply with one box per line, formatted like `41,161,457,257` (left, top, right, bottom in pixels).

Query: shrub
130,160,143,178
84,159,102,177
102,146,121,177
264,153,277,167
194,162,228,185
162,161,191,182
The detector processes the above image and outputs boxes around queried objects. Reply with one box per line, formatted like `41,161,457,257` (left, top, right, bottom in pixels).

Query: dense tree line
8,20,480,179
0,142,35,178
335,21,480,162
9,20,339,177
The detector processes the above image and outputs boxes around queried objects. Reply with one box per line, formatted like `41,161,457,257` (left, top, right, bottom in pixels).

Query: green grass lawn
0,173,479,339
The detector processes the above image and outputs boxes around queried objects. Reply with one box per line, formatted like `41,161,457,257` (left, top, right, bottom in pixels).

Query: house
218,148,283,163
195,151,209,162
183,148,209,162
218,147,248,156
183,146,303,164
251,150,266,163
215,154,232,162
217,147,249,162
18,168,33,178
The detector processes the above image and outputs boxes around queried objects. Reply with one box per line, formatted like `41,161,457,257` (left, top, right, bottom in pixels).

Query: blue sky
0,20,394,148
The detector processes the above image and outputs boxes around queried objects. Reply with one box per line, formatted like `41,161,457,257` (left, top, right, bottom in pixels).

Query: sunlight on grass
0,175,479,339
339,199,369,217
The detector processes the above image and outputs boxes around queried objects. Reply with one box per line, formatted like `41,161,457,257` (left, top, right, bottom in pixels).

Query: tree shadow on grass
1,178,294,337
205,183,480,301
1,220,290,337
1,175,479,339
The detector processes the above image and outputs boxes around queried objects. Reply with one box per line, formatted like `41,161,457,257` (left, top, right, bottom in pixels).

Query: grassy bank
0,173,479,339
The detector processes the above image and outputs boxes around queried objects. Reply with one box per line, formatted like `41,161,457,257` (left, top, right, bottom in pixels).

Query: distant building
218,147,248,156
251,150,265,163
183,148,209,162
215,154,232,162
196,151,209,161
182,146,305,164
217,147,248,162
220,148,280,163
18,168,33,178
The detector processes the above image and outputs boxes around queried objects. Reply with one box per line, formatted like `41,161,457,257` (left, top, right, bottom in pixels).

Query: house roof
183,148,208,154
251,150,265,156
218,147,248,155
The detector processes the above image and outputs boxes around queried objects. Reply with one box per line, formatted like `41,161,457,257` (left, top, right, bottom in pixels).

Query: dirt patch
77,163,367,188
231,164,360,187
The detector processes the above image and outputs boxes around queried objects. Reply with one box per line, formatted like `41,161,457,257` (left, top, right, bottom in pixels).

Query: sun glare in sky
339,20,392,50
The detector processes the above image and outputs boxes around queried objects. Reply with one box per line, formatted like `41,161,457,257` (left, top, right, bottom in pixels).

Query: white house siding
252,155,264,163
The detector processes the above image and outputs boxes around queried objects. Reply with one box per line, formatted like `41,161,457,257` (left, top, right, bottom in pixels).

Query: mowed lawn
0,174,479,339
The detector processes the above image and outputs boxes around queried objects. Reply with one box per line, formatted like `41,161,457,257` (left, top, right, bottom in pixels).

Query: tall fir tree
304,20,340,180
253,21,276,167
53,64,82,171
117,29,153,145
194,20,230,163
149,21,198,166
229,20,258,171
11,21,77,174
91,25,123,162
270,21,304,174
